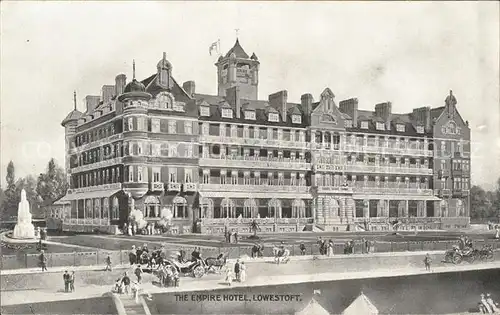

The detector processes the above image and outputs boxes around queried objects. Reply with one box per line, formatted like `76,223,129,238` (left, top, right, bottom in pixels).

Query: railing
167,182,181,191
199,183,310,193
200,156,311,170
353,186,434,195
317,186,353,193
336,163,433,175
70,133,123,154
201,217,313,225
184,183,198,192
67,183,122,194
151,182,164,192
199,135,309,150
71,157,124,173
64,218,110,225
343,144,433,157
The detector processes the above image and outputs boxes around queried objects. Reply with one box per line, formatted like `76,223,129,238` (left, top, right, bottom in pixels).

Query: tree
36,158,68,204
1,161,19,220
470,185,494,220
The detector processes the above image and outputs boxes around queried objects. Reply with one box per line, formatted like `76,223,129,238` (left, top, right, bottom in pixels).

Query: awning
58,189,121,202
353,194,441,201
199,192,313,200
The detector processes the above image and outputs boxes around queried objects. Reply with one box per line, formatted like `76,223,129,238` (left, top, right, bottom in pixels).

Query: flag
209,40,219,56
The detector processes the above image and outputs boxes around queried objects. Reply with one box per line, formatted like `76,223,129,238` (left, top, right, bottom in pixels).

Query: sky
1,1,499,190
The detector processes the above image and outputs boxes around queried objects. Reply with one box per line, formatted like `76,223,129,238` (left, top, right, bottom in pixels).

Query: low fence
1,240,498,270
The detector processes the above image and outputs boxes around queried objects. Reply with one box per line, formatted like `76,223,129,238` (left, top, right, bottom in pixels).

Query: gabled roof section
372,116,385,123
296,298,329,315
265,106,279,113
289,105,302,115
342,292,379,315
219,101,232,108
224,39,249,59
392,116,406,124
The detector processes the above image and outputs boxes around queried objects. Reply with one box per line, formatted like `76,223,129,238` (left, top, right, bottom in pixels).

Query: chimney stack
269,90,288,122
85,95,101,113
301,94,314,121
412,106,432,130
339,98,359,127
226,86,241,118
183,81,196,97
375,102,392,128
115,74,127,96
101,85,115,103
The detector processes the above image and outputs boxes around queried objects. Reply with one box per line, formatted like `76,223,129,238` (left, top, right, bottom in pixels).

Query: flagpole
218,39,221,57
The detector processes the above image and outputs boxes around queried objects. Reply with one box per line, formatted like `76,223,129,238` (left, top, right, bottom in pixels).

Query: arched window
111,197,119,220
144,196,160,218
173,196,187,218
268,198,282,219
244,199,257,218
292,199,306,218
200,198,214,218
155,92,174,109
221,198,235,218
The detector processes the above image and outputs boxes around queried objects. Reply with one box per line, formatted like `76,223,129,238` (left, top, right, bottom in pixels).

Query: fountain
12,189,36,239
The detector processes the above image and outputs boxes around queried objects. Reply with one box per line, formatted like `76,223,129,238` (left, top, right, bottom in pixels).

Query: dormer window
200,106,210,117
416,126,424,134
292,115,301,124
268,113,279,122
376,122,385,130
221,108,233,119
344,120,352,128
361,121,369,129
244,110,256,120
396,124,405,132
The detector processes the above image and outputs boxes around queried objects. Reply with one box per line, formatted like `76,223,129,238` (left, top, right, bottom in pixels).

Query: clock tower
216,39,259,100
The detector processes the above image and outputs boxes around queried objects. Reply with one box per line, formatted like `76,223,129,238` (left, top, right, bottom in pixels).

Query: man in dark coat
40,250,48,271
234,259,241,282
63,270,70,292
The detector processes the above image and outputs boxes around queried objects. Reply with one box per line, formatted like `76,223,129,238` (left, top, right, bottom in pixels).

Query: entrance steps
120,294,151,315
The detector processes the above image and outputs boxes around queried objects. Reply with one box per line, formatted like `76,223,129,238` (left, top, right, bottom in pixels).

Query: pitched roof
61,109,83,126
225,39,249,59
342,292,379,315
296,298,330,315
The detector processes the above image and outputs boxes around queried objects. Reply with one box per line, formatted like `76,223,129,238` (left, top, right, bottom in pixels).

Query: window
243,126,250,138
151,119,161,133
344,120,352,128
168,168,177,182
184,121,193,135
137,142,143,155
244,110,256,120
169,143,177,157
416,126,424,134
138,167,143,182
184,168,193,183
152,143,161,156
128,117,133,131
185,143,193,157
268,113,279,122
396,124,405,132
128,166,134,182
137,117,144,131
200,106,210,117
361,121,369,129
292,115,301,124
376,122,385,131
222,108,233,118
152,168,161,182
168,120,177,134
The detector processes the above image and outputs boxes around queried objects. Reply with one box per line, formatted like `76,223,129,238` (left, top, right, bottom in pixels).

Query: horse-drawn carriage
156,250,228,278
273,246,290,264
444,244,494,265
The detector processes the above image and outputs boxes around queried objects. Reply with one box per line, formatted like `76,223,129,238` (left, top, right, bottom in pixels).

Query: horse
204,254,227,273
251,244,264,258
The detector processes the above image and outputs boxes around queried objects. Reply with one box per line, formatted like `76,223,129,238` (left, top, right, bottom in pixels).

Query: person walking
132,281,140,304
234,259,241,282
239,262,247,283
63,271,70,293
40,250,48,272
361,238,367,254
365,238,371,254
122,272,131,295
225,265,234,286
495,226,499,240
129,246,137,265
424,254,432,271
327,240,334,257
69,271,75,292
234,231,239,244
105,255,112,271
134,265,143,283
299,243,306,255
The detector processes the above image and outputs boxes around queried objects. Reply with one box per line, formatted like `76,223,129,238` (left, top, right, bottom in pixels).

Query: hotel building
59,39,471,234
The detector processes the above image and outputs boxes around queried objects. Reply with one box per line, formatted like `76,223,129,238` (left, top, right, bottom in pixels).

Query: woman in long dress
327,240,334,256
239,262,246,283
495,226,499,239
225,265,233,286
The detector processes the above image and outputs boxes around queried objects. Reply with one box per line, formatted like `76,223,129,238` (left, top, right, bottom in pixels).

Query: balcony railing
315,162,432,175
70,133,123,154
151,182,164,192
200,156,311,171
201,218,313,225
199,135,309,150
343,144,433,157
317,186,353,194
64,218,110,226
167,182,181,192
351,182,433,195
199,183,310,193
67,183,122,194
71,157,124,173
183,183,198,192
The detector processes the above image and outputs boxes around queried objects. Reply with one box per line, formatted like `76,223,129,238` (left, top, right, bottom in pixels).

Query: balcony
343,144,433,157
462,190,470,197
199,135,309,150
70,133,123,154
71,157,124,173
316,186,353,194
452,189,462,197
150,182,164,192
183,183,198,192
332,163,433,175
199,183,310,194
199,156,311,171
167,182,181,192
67,183,122,194
352,182,433,196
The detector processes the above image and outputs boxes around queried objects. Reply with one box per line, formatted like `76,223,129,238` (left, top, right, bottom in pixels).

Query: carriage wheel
193,266,205,278
452,254,462,265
